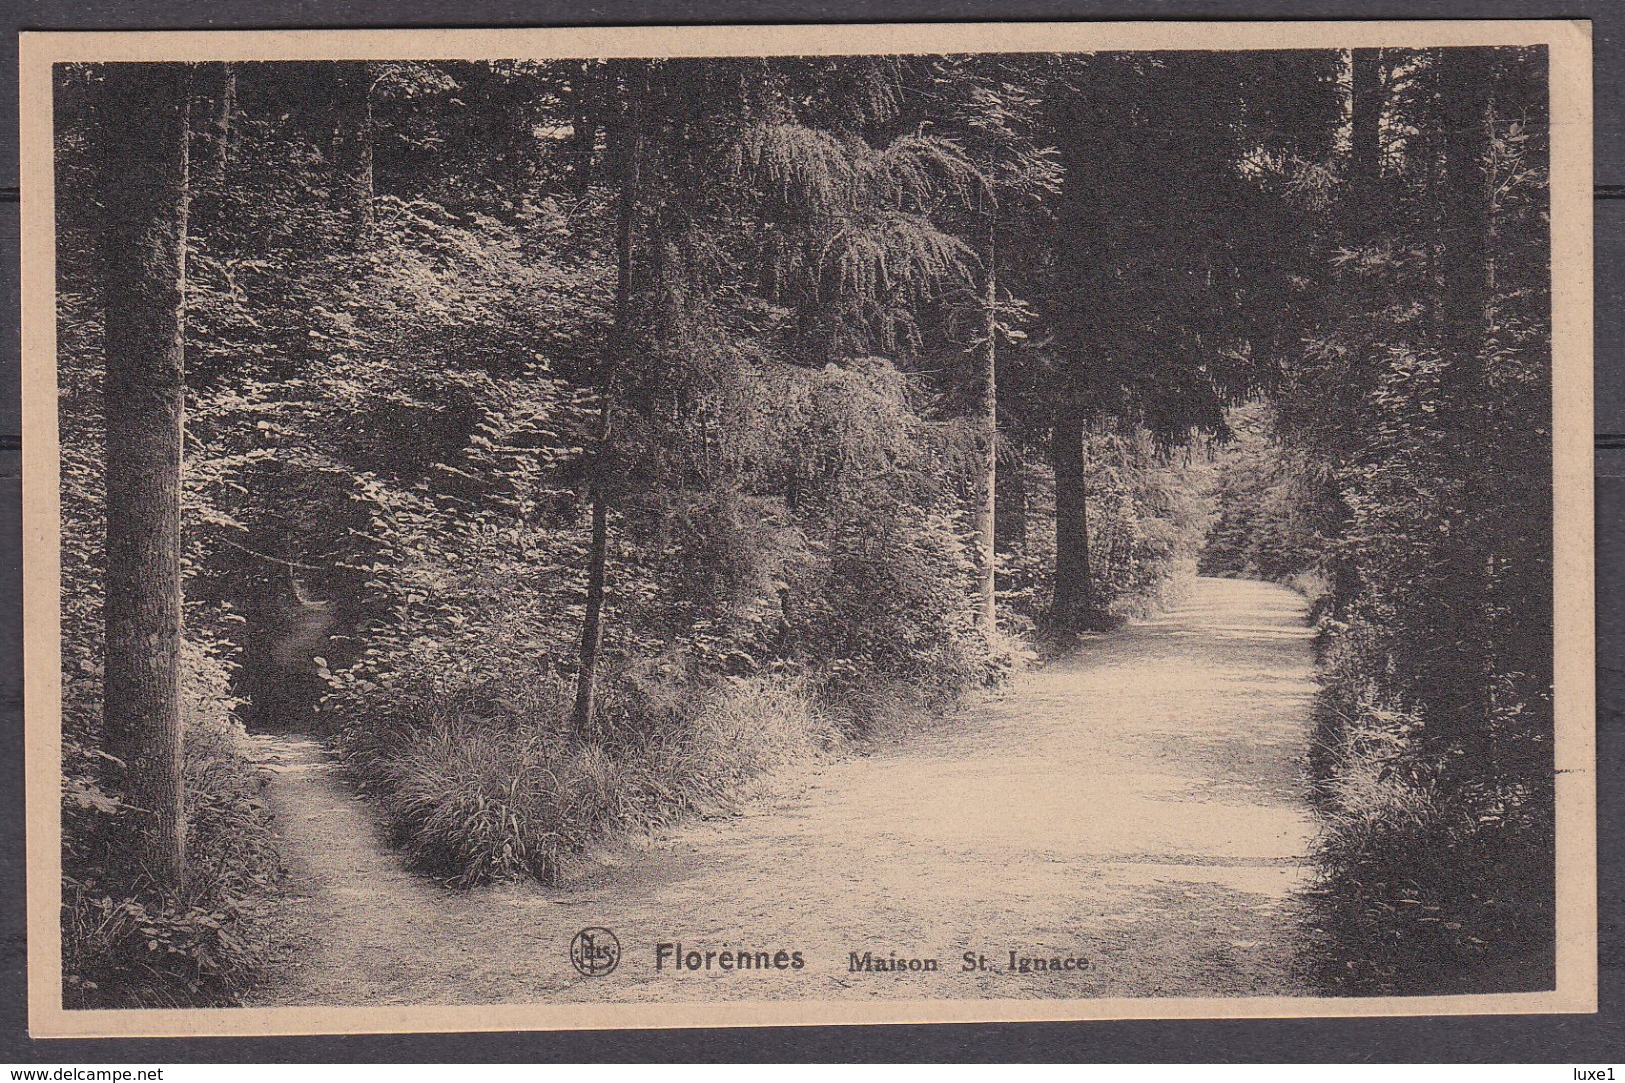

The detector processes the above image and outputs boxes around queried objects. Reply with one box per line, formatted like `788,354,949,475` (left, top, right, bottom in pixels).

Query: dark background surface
0,0,1618,1062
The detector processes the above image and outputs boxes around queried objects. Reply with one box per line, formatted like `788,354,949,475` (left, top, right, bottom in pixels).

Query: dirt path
246,576,1322,1007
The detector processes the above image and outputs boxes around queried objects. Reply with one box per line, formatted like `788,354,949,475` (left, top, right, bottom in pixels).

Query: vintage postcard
19,20,1595,1037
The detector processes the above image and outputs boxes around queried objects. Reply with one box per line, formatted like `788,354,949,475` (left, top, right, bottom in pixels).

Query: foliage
1269,49,1556,993
61,637,284,1008
56,49,1556,1001
1002,424,1216,623
338,671,829,886
280,60,1011,885
1198,403,1327,591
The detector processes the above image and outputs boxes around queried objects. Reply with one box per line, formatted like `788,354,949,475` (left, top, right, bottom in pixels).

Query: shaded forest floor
244,576,1322,1006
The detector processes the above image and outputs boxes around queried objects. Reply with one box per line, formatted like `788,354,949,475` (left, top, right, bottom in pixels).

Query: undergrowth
1301,664,1555,995
336,670,857,887
62,646,285,1008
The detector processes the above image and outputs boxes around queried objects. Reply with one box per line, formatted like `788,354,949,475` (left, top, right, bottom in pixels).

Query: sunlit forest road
248,576,1321,1007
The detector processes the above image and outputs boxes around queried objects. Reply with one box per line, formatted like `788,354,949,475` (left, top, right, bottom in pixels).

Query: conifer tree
99,63,194,885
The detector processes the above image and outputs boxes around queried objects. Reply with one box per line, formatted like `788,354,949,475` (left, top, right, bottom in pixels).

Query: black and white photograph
18,21,1594,1037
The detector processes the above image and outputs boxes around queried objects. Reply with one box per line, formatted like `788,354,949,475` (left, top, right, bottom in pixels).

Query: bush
1301,610,1555,995
799,502,1002,709
339,671,830,886
62,643,284,1009
1306,707,1554,994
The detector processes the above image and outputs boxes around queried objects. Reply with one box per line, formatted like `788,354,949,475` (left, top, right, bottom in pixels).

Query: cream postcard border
18,19,1597,1038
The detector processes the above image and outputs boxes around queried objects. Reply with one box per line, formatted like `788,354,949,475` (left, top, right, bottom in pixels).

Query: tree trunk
972,220,998,638
1433,49,1499,740
572,458,611,734
1437,50,1495,351
1050,409,1094,632
99,64,193,887
1346,49,1389,308
995,447,1027,553
211,63,236,186
568,62,601,196
572,67,645,736
1349,49,1384,206
337,63,374,243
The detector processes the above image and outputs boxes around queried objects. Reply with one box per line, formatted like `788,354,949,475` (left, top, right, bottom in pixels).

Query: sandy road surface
247,576,1321,1007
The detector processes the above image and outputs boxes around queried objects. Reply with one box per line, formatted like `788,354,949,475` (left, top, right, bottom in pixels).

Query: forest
54,47,1554,1007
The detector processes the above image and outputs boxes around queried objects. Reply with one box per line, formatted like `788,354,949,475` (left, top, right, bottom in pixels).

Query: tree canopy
58,47,1555,1004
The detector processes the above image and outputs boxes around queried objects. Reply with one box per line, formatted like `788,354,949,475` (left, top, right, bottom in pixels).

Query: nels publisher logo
570,927,621,977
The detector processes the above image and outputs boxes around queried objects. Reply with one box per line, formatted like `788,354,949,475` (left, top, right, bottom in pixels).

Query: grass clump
338,671,832,887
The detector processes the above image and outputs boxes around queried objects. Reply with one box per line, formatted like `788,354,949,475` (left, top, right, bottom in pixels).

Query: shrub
799,502,1001,709
339,670,831,887
1307,741,1554,995
1303,611,1555,995
62,643,284,1009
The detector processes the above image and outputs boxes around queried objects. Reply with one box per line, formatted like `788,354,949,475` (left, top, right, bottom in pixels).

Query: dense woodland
55,48,1553,1006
